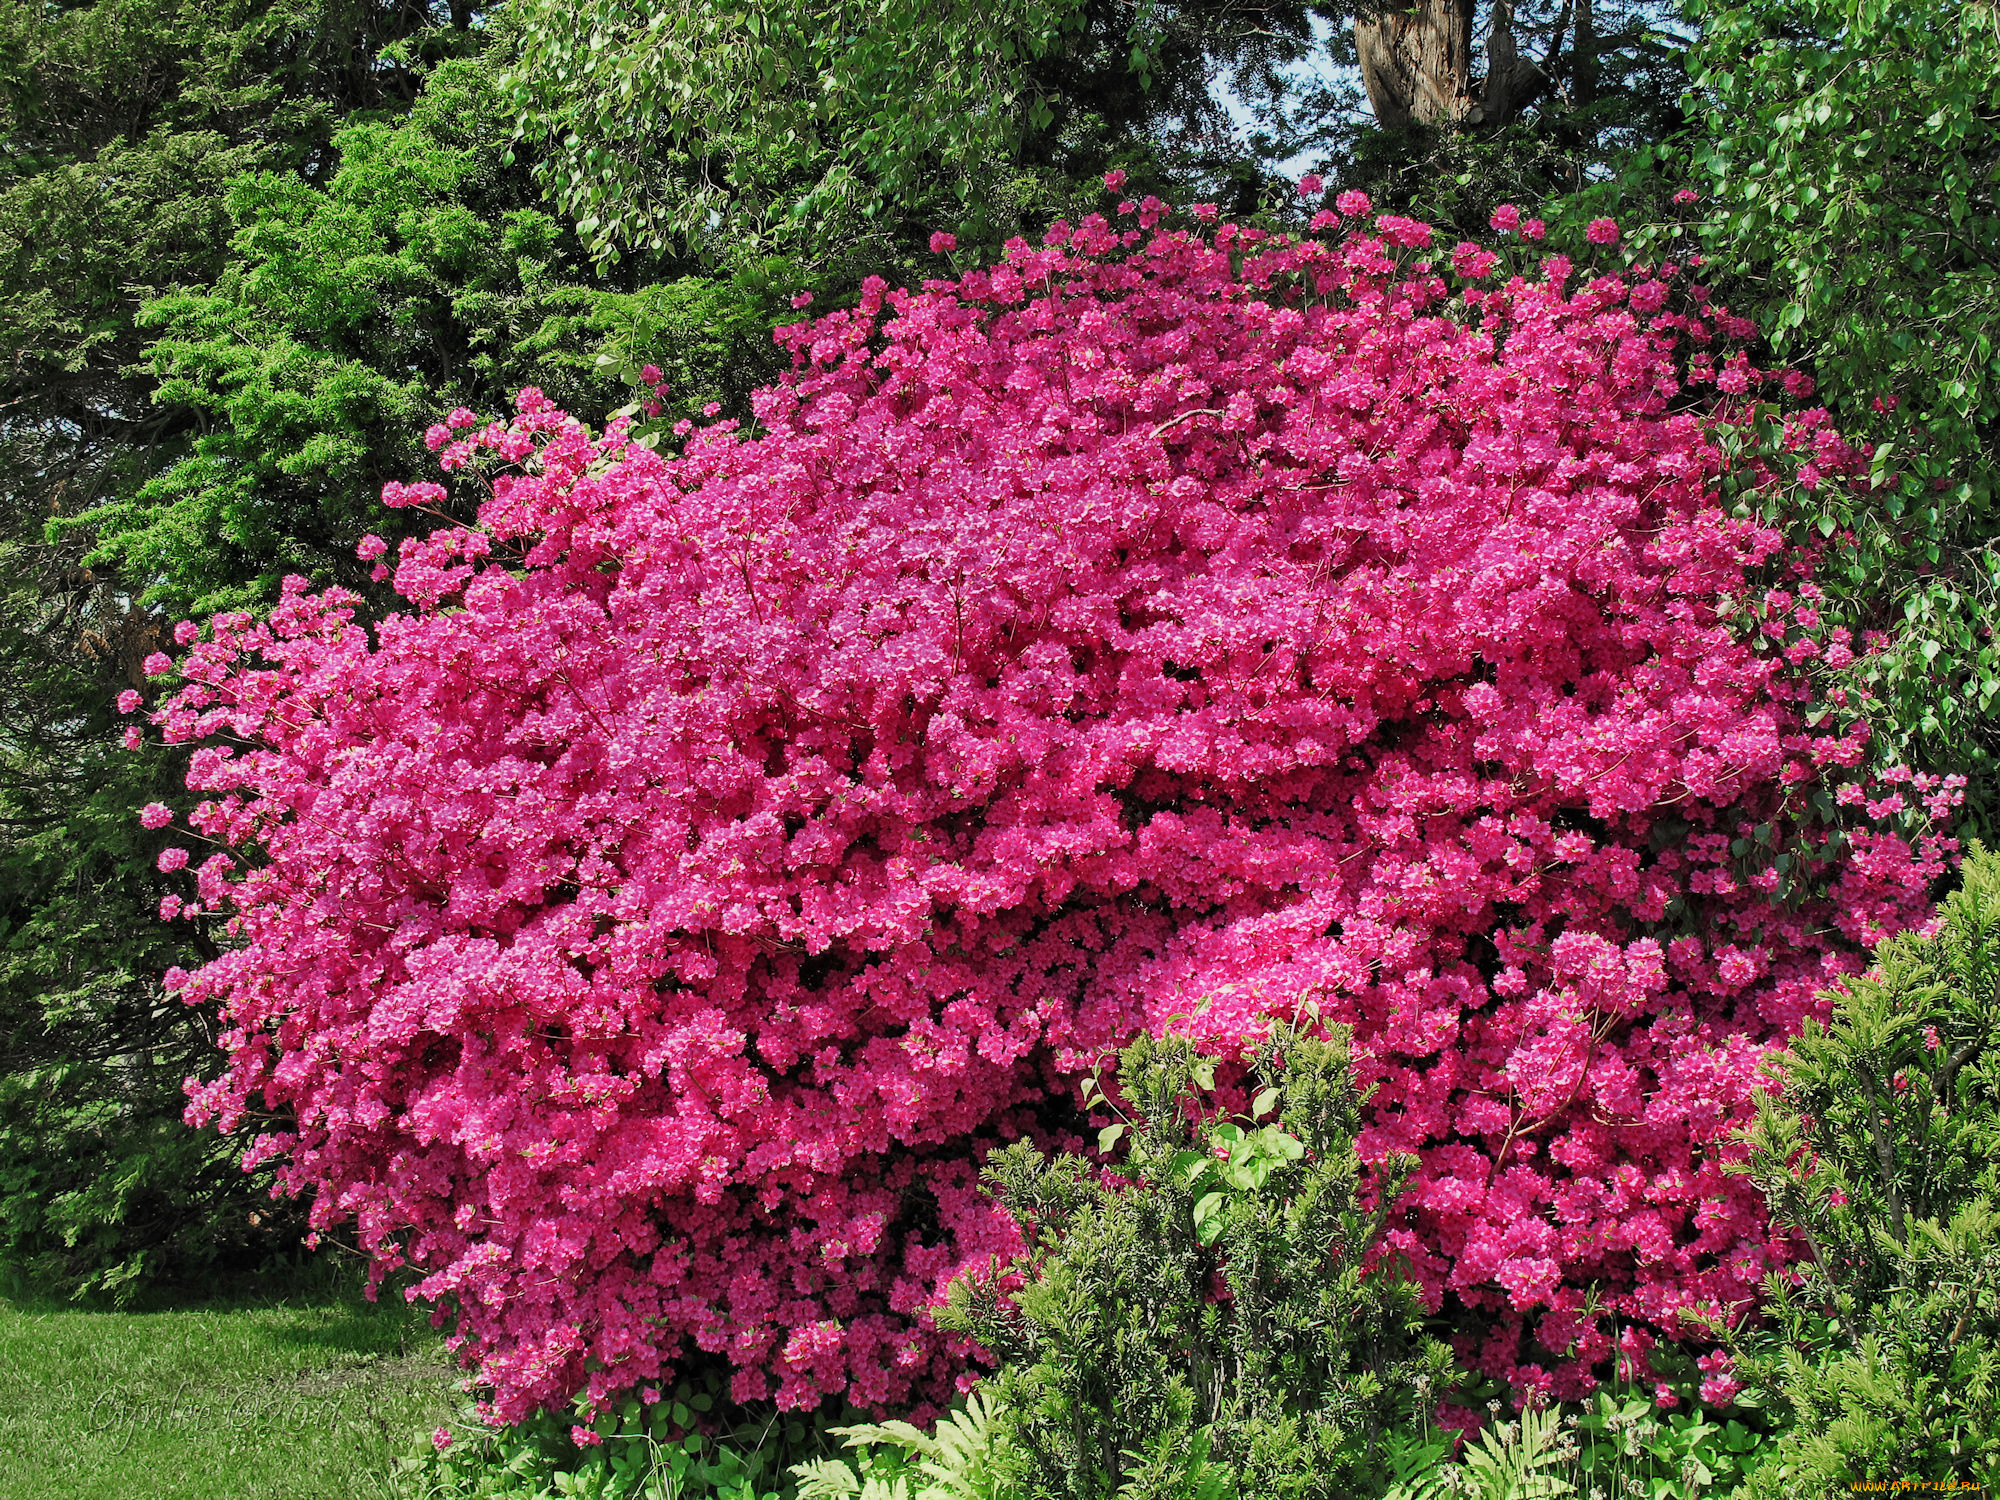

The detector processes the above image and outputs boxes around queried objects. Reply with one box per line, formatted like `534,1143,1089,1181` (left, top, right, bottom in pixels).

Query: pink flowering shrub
144,204,1951,1421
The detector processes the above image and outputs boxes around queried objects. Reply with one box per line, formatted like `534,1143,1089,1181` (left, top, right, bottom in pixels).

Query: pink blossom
150,204,1939,1425
357,534,388,561
424,424,451,451
929,232,957,254
1586,218,1620,245
1489,204,1521,232
1451,242,1499,280
1699,1372,1740,1404
1629,280,1669,314
446,407,478,430
1375,214,1432,248
431,1428,453,1451
1521,218,1546,241
640,365,663,386
123,726,143,751
139,802,173,830
117,689,143,714
157,847,189,873
142,652,172,676
1673,189,1700,205
1103,169,1127,192
1335,190,1371,218
1297,173,1325,198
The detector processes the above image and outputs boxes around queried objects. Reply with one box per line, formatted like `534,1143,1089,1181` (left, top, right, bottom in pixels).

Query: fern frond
1380,1432,1458,1500
912,1389,1003,1499
792,1455,869,1498
834,1419,942,1459
821,1391,1008,1500
1460,1406,1574,1500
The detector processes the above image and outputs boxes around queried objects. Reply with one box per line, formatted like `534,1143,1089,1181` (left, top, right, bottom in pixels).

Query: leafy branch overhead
1679,0,2000,827
501,0,1092,262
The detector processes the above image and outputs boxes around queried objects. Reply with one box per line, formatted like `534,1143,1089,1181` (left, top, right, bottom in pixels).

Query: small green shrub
1382,1385,1776,1500
1564,1390,1771,1499
813,1022,1453,1500
1725,843,2000,1493
400,1370,857,1500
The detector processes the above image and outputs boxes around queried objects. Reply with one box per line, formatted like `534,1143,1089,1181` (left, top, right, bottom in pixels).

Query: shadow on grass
0,1252,459,1500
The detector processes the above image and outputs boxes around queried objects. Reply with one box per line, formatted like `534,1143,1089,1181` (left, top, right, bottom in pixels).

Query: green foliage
1565,1391,1772,1499
501,0,1310,275
834,1023,1452,1500
503,0,1089,264
793,1391,1011,1500
0,0,463,540
0,0,465,1298
1455,1405,1572,1500
66,38,746,617
1676,0,2000,829
1726,843,2000,1491
1226,0,1692,245
0,538,261,1297
403,1371,863,1500
1384,1389,1776,1499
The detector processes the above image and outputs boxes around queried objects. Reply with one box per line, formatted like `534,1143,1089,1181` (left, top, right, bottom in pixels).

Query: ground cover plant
410,1373,855,1500
130,179,1960,1442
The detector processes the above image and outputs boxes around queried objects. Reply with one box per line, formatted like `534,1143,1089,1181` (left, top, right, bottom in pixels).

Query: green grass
0,1263,458,1500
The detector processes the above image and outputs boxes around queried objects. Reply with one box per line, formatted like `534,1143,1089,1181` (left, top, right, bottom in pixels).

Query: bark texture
1355,0,1557,127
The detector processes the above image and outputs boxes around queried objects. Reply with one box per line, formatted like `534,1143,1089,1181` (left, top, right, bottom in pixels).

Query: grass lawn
0,1265,459,1500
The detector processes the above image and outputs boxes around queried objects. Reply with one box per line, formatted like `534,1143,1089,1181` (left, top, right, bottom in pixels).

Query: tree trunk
1572,0,1598,106
1354,0,1553,128
1355,0,1476,129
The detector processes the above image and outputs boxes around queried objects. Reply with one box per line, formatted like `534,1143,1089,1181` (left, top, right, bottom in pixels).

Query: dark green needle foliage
0,0,475,1302
934,1023,1452,1500
68,33,766,619
0,563,273,1301
1729,843,2000,1494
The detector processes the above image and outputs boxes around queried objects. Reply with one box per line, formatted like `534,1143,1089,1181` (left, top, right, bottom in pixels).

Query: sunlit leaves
503,0,1089,263
1682,0,2000,830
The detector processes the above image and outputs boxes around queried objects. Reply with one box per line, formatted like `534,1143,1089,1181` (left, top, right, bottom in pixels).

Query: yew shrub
139,190,1956,1424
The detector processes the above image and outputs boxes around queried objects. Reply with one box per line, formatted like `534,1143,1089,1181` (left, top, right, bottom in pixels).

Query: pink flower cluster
146,204,1946,1421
